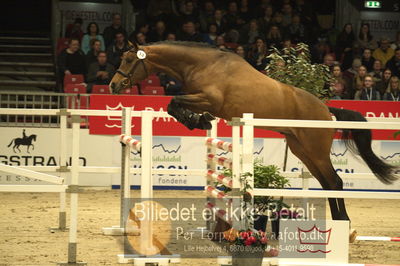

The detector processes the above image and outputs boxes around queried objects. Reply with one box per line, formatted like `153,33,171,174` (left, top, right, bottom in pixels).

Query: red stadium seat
92,85,111,94
121,86,139,95
64,74,84,86
140,74,160,89
141,86,165,95
64,84,88,109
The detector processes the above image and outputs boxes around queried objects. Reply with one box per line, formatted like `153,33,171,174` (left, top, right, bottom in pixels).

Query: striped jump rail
205,185,232,204
205,201,230,223
356,236,400,242
207,154,232,169
206,170,233,188
205,137,233,152
119,134,141,151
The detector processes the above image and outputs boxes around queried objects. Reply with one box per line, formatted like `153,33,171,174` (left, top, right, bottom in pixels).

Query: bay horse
110,41,398,229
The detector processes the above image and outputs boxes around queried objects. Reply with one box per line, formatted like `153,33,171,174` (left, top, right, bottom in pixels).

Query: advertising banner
59,1,121,34
0,128,399,191
89,95,400,141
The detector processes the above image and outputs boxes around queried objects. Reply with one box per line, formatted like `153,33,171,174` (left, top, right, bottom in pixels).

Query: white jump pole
230,118,243,230
58,110,68,231
140,111,157,253
242,114,254,228
120,107,132,230
206,119,218,232
59,115,86,265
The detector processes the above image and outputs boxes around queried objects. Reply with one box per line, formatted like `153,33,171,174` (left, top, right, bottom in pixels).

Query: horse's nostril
110,82,116,90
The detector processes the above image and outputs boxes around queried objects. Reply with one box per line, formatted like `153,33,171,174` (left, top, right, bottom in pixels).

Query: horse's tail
328,107,398,184
7,139,15,147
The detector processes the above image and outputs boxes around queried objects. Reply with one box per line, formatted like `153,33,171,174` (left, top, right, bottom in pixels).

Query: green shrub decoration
265,43,333,101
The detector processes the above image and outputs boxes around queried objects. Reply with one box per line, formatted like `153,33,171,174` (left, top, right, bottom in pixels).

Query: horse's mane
145,41,232,53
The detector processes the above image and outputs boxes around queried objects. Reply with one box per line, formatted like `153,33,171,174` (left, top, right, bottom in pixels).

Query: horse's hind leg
285,133,349,221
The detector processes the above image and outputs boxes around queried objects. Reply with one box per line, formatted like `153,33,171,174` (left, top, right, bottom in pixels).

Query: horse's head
110,42,150,94
32,135,37,141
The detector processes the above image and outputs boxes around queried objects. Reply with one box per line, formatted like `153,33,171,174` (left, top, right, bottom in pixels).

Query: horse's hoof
202,112,215,121
349,228,357,243
202,121,212,130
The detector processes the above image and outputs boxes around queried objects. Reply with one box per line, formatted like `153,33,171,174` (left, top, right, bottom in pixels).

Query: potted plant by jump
221,163,290,235
252,163,290,235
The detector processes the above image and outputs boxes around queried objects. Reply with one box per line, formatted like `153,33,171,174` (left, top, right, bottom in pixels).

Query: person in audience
323,53,335,70
375,68,392,97
257,5,274,33
148,20,168,43
281,3,293,27
166,32,177,41
386,48,400,77
311,38,331,64
361,48,375,72
372,37,395,68
58,38,87,82
211,9,227,34
248,37,268,71
215,35,226,47
390,31,400,50
65,18,84,41
133,32,147,45
369,59,383,82
357,23,377,50
239,19,260,45
287,14,305,43
202,23,217,44
86,39,102,66
354,74,380,100
350,65,368,99
266,25,282,49
106,31,129,68
81,22,105,54
179,0,200,25
103,13,127,48
330,63,348,99
238,0,252,24
342,58,361,85
383,76,400,101
87,51,115,93
160,73,183,95
235,45,247,60
177,21,203,42
224,1,242,30
199,1,216,32
335,23,355,70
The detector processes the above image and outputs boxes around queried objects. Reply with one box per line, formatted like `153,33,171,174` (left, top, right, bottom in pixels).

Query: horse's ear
128,41,139,51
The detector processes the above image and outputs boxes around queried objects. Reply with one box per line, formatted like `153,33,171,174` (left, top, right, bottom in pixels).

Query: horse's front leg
167,95,216,130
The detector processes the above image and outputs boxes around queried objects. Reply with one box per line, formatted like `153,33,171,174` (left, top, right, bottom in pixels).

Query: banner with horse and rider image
0,95,398,191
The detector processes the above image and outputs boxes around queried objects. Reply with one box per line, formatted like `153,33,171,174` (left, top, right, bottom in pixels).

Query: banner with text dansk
89,95,400,141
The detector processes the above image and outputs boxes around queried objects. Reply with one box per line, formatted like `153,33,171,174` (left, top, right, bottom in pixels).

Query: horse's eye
125,57,133,63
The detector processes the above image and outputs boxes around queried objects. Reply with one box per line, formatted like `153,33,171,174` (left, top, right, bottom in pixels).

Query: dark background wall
1,0,51,33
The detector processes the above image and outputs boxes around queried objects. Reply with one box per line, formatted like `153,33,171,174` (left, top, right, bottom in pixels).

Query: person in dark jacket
103,13,127,48
57,38,87,82
106,31,129,68
87,51,115,92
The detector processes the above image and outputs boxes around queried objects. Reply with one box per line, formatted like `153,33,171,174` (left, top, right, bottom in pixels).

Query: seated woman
81,22,105,54
383,76,400,101
330,64,348,99
354,74,380,100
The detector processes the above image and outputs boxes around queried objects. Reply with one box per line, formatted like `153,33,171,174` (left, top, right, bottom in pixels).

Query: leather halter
115,49,148,90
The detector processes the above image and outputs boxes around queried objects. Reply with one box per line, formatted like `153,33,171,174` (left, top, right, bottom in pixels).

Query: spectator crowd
58,0,400,101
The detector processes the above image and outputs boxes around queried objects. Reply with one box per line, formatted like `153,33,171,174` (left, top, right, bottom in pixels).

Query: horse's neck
147,45,205,84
